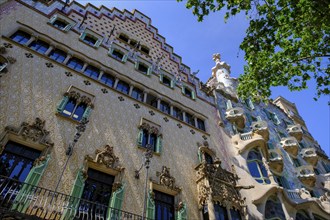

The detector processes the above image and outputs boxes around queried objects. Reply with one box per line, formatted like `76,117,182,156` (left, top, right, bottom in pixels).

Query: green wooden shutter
191,91,196,100
135,61,139,70
108,47,114,56
181,86,185,94
94,38,103,48
79,32,86,40
108,184,125,219
147,66,152,76
226,100,232,109
170,80,175,89
137,129,143,146
63,23,73,32
63,169,86,219
176,203,187,220
146,191,155,220
159,73,163,82
197,149,202,163
12,155,51,213
122,54,128,63
49,14,57,24
82,106,92,120
156,136,162,154
57,96,69,113
0,62,8,72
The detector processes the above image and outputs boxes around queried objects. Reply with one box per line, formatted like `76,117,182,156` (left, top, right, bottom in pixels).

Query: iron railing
0,175,144,220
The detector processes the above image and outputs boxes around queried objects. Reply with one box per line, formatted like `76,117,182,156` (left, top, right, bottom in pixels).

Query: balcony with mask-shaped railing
251,120,269,141
296,165,316,187
225,107,245,129
268,149,284,173
300,148,319,166
280,137,299,157
286,124,303,141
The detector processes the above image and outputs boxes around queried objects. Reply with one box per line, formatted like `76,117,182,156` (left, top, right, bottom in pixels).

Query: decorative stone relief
138,122,159,135
64,90,94,108
154,166,182,192
85,145,124,171
1,118,54,152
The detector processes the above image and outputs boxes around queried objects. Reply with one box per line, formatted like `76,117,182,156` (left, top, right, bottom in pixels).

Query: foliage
178,0,330,102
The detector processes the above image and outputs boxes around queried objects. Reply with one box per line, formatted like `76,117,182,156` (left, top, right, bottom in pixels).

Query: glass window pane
49,49,67,63
73,103,87,121
10,30,31,44
248,161,261,178
62,99,76,116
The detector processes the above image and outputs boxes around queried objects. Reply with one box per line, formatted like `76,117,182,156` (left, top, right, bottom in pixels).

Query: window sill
137,145,160,156
55,112,80,124
79,38,99,49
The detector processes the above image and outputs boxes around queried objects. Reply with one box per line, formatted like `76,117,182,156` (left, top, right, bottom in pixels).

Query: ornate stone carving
64,91,94,108
4,117,54,149
155,166,181,192
85,145,123,171
195,162,248,211
138,122,159,135
6,56,16,64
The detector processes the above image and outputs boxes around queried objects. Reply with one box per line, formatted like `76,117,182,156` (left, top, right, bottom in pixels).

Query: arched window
265,196,285,220
214,204,228,220
247,149,270,184
204,152,213,164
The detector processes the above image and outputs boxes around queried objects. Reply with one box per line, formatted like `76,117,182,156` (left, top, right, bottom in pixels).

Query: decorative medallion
154,166,182,192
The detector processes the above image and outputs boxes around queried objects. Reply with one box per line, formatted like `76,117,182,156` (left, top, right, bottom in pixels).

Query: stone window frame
159,71,175,89
108,43,128,63
48,12,76,32
134,59,152,76
181,84,196,100
56,86,94,122
79,28,104,48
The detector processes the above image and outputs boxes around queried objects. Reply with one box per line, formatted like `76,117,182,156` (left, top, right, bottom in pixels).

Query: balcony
232,131,267,157
286,124,303,141
251,120,269,141
0,175,143,220
280,137,299,157
283,188,312,203
225,107,245,129
268,149,283,173
300,148,319,166
296,165,316,187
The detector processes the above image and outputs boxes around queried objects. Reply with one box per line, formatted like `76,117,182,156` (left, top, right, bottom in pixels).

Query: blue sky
77,0,329,157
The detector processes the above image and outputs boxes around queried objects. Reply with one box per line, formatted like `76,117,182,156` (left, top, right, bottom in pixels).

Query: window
265,196,286,220
247,149,270,184
135,62,151,75
244,98,254,110
77,169,114,219
172,107,183,121
160,101,170,114
84,65,100,80
162,76,171,87
264,110,281,125
140,45,150,55
129,39,138,47
57,89,93,121
52,19,68,29
100,73,115,87
214,204,228,220
118,34,129,43
0,141,41,182
292,158,301,167
274,176,290,189
67,57,84,71
204,152,213,164
48,14,74,32
10,30,31,44
182,86,195,99
146,94,158,108
230,209,242,220
137,122,162,153
131,87,144,102
112,49,124,60
116,80,129,94
80,30,103,48
29,40,50,54
185,112,195,126
197,118,205,131
49,48,67,63
154,190,175,220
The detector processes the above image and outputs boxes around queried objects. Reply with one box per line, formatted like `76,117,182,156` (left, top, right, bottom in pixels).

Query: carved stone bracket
85,145,124,171
153,166,182,192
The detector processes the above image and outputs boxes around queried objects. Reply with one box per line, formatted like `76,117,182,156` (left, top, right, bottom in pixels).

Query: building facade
0,0,329,219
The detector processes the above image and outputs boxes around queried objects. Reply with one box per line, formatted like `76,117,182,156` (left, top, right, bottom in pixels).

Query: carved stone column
128,84,134,96
45,45,54,56
63,52,72,64
25,35,36,46
157,98,161,109
81,62,88,73
97,69,104,80
277,191,291,220
113,78,120,89
207,193,216,220
143,91,148,103
170,106,173,115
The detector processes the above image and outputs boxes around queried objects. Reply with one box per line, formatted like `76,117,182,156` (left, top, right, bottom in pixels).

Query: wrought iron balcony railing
0,175,144,220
